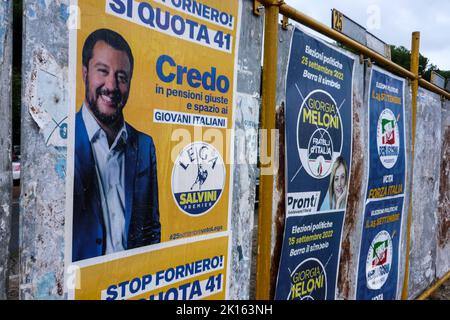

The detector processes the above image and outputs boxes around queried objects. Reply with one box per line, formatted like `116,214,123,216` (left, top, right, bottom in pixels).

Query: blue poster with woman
275,28,354,300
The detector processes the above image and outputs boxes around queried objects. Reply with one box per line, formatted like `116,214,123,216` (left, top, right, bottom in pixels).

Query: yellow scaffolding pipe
417,270,450,300
419,78,450,99
256,0,279,300
402,31,420,300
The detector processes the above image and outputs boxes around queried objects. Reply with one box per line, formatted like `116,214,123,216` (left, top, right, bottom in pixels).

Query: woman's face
333,164,346,198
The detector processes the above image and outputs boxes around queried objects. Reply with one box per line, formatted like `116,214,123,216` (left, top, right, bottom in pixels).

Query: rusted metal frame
401,32,420,300
255,0,280,300
253,0,262,16
281,15,289,30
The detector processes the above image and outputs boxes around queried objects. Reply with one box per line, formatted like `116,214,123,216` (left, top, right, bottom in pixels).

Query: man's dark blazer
73,110,161,262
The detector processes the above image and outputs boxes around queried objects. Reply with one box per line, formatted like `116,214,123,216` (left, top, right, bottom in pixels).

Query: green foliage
390,45,449,83
390,45,429,75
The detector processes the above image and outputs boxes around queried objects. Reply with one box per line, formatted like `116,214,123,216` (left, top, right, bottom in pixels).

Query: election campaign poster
356,66,406,300
65,0,241,299
275,28,355,300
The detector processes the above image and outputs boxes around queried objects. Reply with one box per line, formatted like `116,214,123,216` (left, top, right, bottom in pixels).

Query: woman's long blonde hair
328,156,348,209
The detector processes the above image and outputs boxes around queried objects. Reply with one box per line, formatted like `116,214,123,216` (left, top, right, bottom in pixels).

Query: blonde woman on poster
321,156,349,211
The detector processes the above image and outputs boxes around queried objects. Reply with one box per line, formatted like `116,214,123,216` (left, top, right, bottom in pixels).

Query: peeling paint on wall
27,47,68,148
54,150,67,180
397,83,413,300
37,272,57,299
436,100,450,279
270,26,366,300
229,93,261,299
268,25,292,299
0,0,12,300
408,88,442,299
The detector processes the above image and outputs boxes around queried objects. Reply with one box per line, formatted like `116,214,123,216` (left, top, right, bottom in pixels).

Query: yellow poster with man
65,0,241,300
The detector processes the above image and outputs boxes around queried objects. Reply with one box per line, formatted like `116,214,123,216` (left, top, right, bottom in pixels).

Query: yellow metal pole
416,270,450,300
401,31,420,300
256,0,279,300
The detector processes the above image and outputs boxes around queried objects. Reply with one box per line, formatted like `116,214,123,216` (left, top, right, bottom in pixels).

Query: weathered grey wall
436,99,450,279
336,59,366,300
0,0,13,300
11,0,450,300
20,0,69,299
408,87,442,299
228,0,263,300
265,28,421,299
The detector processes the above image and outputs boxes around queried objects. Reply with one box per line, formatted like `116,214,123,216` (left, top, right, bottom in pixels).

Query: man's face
83,41,132,126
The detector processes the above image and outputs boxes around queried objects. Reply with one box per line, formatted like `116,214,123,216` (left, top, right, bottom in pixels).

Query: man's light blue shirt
82,105,128,254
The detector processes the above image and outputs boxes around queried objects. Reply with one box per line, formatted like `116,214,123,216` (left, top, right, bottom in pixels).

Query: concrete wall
336,60,367,300
0,0,13,300
228,0,263,300
18,0,261,300
20,0,69,299
436,99,450,279
408,88,443,299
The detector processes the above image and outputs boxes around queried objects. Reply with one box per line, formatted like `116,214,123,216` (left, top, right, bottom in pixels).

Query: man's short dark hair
82,28,134,74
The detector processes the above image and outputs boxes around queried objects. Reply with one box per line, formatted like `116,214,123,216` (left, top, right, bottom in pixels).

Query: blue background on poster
276,28,354,300
367,68,405,193
275,211,344,300
285,29,354,209
356,197,404,300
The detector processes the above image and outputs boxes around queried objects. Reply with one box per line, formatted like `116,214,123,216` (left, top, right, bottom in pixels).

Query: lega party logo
288,258,327,300
365,230,393,290
297,90,343,179
377,109,400,169
172,142,225,216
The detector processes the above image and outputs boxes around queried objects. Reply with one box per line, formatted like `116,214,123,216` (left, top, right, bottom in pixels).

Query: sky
285,0,450,70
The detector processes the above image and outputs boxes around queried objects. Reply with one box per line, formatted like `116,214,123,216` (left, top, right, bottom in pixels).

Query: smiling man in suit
73,28,160,262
